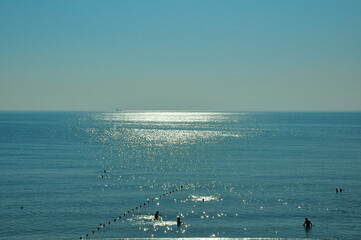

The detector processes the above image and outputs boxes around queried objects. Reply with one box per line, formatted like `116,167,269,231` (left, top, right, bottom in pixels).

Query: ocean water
1,111,361,240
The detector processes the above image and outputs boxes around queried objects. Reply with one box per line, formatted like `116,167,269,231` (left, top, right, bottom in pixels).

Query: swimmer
303,218,312,229
154,211,159,220
177,217,182,227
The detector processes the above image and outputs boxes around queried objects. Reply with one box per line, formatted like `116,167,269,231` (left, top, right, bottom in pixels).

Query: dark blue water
1,111,361,240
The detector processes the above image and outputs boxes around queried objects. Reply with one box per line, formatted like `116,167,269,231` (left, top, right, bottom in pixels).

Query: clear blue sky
1,0,361,111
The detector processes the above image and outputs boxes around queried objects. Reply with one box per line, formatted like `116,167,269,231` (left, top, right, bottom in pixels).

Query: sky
1,0,361,111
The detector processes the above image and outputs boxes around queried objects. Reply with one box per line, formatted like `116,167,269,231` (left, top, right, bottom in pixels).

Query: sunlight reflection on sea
1,111,361,240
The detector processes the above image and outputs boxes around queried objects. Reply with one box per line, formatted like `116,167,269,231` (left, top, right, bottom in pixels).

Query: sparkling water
1,111,361,240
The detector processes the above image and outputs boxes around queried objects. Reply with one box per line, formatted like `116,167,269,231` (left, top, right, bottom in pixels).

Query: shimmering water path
1,111,361,240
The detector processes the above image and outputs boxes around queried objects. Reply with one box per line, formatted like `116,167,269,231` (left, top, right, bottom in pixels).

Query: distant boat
115,109,122,112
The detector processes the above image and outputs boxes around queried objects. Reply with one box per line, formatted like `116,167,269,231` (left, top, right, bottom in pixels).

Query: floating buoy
81,185,187,239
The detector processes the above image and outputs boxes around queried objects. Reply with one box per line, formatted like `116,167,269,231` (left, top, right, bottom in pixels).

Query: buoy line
79,185,185,239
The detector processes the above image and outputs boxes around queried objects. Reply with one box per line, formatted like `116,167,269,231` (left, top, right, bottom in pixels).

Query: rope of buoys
79,185,185,239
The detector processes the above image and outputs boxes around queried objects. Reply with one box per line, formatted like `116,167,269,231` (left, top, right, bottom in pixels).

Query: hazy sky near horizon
1,0,361,111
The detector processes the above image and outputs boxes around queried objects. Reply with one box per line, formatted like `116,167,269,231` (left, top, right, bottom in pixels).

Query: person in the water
177,217,182,227
154,211,159,220
303,218,312,229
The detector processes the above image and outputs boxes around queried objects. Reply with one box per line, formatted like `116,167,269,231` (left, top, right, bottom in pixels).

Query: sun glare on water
100,111,233,123
90,111,253,146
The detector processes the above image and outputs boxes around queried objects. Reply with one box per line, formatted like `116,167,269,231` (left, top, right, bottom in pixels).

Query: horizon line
0,109,360,113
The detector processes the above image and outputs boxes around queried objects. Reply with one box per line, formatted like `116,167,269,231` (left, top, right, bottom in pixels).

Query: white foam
190,195,219,202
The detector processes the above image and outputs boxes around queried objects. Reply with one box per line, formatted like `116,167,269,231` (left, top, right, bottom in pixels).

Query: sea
1,111,361,240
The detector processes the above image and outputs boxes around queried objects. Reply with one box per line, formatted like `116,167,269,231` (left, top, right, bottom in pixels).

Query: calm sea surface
1,111,361,240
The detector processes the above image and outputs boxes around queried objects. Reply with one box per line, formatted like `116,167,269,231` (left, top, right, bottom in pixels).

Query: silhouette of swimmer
177,217,182,227
154,211,159,220
303,218,312,229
